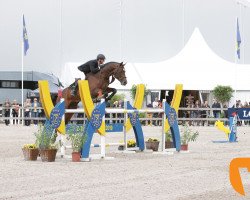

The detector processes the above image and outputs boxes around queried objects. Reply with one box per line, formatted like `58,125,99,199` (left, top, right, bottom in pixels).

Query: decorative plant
23,144,37,149
165,130,172,142
34,124,58,150
130,84,150,101
181,125,199,145
67,124,86,152
212,85,233,104
110,94,125,105
127,139,136,148
147,138,159,142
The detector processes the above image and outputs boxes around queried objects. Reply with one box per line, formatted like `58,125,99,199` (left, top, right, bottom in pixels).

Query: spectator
212,99,221,118
38,99,45,125
152,97,159,126
3,99,11,126
201,100,210,126
190,102,195,125
158,100,163,126
12,100,19,125
243,102,249,126
223,104,228,126
193,100,201,126
24,99,31,126
146,103,153,126
32,98,40,125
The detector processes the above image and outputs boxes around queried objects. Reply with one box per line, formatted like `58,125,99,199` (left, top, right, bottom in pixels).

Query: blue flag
23,15,29,55
236,18,241,60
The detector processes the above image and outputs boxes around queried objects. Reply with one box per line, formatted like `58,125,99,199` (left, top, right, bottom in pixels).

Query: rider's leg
71,79,78,96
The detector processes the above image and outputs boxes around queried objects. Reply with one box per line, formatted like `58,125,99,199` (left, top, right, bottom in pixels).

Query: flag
23,15,29,55
236,18,241,60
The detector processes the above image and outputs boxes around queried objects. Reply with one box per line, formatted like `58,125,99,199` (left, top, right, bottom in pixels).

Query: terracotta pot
145,141,160,151
22,148,39,161
40,149,57,162
181,144,188,151
72,152,81,162
165,141,174,149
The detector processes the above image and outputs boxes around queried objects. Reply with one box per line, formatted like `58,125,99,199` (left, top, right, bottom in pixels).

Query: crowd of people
2,97,250,127
2,98,44,126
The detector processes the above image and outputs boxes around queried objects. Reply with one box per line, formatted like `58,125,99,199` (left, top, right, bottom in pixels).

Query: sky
0,0,250,78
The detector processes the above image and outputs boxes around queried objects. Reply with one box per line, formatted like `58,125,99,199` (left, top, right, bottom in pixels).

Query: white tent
61,28,250,92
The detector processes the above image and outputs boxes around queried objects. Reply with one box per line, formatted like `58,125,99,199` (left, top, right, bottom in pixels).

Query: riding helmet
97,54,106,60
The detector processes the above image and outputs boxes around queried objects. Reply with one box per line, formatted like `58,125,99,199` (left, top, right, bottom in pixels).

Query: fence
0,106,244,126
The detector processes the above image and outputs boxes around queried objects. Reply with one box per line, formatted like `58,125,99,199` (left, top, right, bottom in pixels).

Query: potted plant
35,124,58,162
67,125,86,162
165,130,173,149
145,138,160,151
22,144,39,161
118,139,136,150
127,139,136,148
180,125,199,151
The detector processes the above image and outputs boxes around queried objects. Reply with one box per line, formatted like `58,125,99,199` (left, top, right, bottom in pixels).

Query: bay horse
56,62,127,124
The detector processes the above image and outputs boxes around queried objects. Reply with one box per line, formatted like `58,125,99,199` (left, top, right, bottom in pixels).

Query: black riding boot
71,85,77,96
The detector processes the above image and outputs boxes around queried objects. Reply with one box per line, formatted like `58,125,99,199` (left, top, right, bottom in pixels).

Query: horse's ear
120,62,123,66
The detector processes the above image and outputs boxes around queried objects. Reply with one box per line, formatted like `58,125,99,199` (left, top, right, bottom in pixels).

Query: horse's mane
103,62,120,66
100,62,120,71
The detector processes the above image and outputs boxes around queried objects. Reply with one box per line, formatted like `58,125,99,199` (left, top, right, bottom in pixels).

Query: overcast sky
0,0,250,77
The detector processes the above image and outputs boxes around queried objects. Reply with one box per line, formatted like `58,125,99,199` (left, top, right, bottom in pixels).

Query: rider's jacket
78,59,100,74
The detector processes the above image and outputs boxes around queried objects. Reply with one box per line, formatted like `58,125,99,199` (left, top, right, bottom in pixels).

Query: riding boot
71,85,76,96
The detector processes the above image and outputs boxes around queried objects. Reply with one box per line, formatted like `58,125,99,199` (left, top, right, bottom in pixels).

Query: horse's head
113,62,127,86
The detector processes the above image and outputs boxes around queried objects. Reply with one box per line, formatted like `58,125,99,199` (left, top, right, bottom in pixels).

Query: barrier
38,80,183,161
215,120,230,138
38,80,65,134
215,110,238,143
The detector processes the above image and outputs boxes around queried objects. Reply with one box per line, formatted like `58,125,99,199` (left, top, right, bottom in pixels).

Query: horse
56,62,127,124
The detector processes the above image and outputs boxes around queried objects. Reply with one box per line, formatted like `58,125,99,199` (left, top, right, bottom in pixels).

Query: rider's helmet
97,54,106,60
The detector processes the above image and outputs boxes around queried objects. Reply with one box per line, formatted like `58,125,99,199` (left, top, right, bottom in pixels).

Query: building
0,71,60,104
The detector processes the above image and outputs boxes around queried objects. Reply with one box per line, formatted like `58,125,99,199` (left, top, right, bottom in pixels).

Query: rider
78,54,106,76
71,54,106,96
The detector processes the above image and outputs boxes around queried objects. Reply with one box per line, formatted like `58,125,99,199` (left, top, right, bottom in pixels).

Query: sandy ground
0,124,250,200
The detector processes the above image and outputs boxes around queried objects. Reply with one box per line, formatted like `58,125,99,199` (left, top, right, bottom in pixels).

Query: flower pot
165,141,174,149
72,152,81,162
22,148,39,161
40,149,57,162
146,141,160,151
181,144,188,151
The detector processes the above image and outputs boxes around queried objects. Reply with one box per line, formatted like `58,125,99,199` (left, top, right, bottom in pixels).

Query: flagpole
234,17,238,108
21,16,24,126
182,0,185,47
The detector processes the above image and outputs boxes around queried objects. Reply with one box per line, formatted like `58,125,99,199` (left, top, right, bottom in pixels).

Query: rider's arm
90,62,100,74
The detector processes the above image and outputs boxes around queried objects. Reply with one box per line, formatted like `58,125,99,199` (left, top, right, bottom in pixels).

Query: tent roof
61,28,250,91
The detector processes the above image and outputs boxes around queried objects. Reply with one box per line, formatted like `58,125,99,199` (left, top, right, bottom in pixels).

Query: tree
130,84,149,101
212,85,233,104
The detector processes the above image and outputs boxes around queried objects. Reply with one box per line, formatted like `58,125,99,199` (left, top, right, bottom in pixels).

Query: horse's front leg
104,87,117,101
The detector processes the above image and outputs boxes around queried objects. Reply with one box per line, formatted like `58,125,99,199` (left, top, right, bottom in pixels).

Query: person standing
152,97,159,126
12,100,19,125
3,99,11,126
32,98,39,125
193,100,201,126
212,99,221,118
201,101,210,126
24,99,31,126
